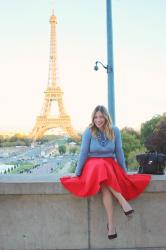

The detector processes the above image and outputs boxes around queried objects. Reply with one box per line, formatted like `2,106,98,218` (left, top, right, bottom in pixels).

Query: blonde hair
89,105,115,140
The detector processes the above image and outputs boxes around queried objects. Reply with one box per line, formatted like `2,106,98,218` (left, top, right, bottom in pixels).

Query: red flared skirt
60,158,151,200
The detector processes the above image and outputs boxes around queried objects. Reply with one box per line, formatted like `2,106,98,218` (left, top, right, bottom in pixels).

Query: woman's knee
109,186,121,197
101,184,110,195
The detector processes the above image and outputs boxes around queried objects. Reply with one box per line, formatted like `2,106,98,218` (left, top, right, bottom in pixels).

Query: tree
121,127,140,140
140,115,162,144
122,131,142,157
121,129,144,169
58,144,66,154
0,133,31,147
69,146,78,154
68,161,77,173
0,135,4,143
145,119,166,154
127,147,146,170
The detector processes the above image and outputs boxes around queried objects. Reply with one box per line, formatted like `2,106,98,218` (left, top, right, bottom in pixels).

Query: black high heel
107,224,117,240
123,209,134,216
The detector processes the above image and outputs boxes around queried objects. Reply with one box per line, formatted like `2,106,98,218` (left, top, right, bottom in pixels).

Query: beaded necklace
97,131,109,147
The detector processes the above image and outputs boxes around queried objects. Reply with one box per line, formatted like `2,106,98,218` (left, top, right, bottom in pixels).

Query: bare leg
101,185,116,235
109,186,133,213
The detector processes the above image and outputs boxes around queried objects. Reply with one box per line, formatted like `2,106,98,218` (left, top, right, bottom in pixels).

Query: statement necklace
97,131,109,147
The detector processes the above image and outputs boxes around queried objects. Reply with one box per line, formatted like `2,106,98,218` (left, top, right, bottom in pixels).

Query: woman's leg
108,186,133,213
101,184,116,235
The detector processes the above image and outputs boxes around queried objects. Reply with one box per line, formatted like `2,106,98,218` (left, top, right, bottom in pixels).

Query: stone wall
0,174,166,250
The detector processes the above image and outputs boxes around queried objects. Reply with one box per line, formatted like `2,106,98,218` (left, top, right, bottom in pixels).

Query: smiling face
93,111,106,130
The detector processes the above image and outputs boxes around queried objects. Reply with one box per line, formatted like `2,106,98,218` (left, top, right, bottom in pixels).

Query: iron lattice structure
30,13,79,141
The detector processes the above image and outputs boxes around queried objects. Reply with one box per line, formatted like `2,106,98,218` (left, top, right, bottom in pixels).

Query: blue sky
0,0,165,133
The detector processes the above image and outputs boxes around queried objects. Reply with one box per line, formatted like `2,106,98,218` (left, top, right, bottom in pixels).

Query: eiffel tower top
50,9,57,23
48,9,58,87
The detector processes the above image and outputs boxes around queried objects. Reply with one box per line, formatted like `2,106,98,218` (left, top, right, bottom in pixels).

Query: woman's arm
75,127,91,176
114,127,127,172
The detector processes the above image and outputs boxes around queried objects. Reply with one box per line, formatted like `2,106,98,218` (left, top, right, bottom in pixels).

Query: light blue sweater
75,126,127,176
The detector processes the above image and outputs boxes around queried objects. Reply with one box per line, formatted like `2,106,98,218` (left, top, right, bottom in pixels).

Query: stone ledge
0,174,166,249
0,173,165,195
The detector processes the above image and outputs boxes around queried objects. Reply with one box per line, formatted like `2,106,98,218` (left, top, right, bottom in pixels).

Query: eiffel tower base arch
30,115,80,141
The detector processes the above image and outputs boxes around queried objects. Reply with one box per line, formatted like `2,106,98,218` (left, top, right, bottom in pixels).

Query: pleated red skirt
60,157,151,200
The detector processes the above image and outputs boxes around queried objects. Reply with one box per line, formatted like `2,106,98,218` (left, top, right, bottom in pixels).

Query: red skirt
60,158,151,200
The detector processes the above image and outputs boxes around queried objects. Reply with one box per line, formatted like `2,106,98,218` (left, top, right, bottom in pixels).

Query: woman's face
93,111,106,130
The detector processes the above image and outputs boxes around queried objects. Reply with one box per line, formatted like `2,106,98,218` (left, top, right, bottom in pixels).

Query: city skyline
0,0,166,133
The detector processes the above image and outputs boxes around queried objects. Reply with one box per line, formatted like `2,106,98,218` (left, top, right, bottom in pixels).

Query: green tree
1,141,13,147
121,127,140,140
58,144,66,154
68,161,77,173
0,135,4,143
140,115,162,144
0,133,32,147
127,147,146,171
69,146,78,154
121,130,143,169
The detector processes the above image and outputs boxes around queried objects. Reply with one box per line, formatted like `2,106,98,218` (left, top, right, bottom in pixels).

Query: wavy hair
89,105,114,140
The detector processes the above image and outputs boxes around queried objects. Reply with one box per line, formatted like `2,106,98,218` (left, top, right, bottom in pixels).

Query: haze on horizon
0,0,165,134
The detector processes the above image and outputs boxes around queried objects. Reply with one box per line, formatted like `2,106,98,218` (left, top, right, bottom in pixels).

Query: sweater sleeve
114,127,127,172
75,127,91,176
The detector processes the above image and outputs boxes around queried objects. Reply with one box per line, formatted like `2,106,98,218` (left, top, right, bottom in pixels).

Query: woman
60,105,151,240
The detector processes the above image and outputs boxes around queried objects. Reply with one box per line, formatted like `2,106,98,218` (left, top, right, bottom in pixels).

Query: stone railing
0,174,166,250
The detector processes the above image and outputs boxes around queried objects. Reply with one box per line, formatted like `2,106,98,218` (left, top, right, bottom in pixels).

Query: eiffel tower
30,12,79,141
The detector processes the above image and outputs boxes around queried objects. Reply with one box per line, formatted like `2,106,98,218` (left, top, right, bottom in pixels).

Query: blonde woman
60,105,151,240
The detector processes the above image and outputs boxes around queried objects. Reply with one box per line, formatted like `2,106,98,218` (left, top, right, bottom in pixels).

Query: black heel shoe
123,209,134,216
107,224,117,240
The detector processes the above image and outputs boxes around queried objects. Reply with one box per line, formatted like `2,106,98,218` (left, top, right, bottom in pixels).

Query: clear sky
0,0,165,133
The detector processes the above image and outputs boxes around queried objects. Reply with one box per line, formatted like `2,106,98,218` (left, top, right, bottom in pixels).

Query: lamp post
94,0,115,125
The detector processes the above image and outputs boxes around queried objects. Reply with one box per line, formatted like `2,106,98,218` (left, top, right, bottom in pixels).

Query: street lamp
94,0,115,125
94,61,112,74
